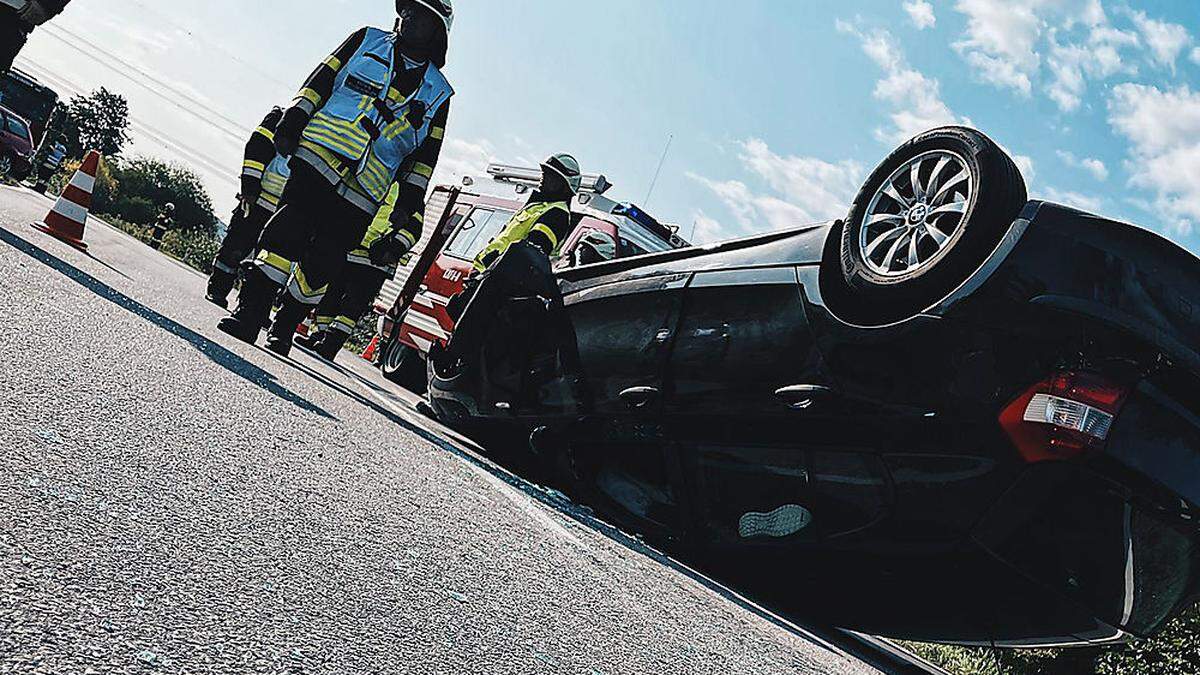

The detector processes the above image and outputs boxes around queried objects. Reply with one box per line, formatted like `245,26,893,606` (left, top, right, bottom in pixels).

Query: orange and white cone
361,335,380,362
32,150,100,252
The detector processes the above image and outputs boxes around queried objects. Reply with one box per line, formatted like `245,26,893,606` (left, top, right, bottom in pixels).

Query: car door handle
774,385,834,410
620,386,660,410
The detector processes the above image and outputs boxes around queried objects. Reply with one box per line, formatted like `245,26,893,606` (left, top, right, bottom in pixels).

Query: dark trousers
0,18,28,77
314,262,389,336
212,203,273,275
444,241,581,377
253,160,373,307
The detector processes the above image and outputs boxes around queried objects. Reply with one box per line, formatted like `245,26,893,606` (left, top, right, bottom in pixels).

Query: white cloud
1108,84,1200,237
1192,47,1200,64
838,22,970,143
951,0,1143,111
1128,9,1191,71
903,0,937,30
689,210,728,245
1056,150,1109,181
687,140,865,242
432,137,498,188
1040,186,1105,213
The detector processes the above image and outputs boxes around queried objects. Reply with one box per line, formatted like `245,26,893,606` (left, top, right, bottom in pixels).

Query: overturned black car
426,127,1200,647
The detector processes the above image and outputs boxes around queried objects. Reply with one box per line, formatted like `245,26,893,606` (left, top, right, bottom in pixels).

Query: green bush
904,606,1200,675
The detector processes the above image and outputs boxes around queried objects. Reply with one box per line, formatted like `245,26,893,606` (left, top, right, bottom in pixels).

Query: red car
374,163,687,391
0,105,35,180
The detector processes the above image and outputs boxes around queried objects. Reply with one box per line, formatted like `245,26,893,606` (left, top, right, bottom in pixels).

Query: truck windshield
444,207,516,261
618,218,675,256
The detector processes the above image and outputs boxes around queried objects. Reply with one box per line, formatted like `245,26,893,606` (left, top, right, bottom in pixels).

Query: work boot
216,270,276,345
264,298,310,358
293,330,326,352
314,330,349,362
205,269,237,309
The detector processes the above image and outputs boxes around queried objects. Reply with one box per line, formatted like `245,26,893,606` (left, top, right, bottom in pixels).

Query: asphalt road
0,184,885,674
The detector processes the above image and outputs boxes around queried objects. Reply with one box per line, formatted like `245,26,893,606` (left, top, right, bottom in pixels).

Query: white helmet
579,229,617,261
542,153,582,195
409,0,454,35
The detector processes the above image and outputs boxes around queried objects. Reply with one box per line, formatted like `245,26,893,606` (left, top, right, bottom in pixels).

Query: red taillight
999,371,1130,462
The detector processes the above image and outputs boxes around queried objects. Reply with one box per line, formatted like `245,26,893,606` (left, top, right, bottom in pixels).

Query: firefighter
149,203,174,251
205,107,291,308
433,153,581,376
31,136,66,194
1,0,71,76
296,182,413,362
218,0,454,358
570,229,617,267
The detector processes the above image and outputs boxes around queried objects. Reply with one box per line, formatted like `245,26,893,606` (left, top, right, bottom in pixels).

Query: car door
537,266,692,541
663,266,892,550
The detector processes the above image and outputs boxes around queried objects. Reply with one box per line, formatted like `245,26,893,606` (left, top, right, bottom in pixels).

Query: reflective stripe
294,97,317,116
256,196,280,213
212,258,239,275
411,162,434,178
403,172,429,189
254,126,276,142
255,250,292,285
314,315,333,328
332,315,357,333
287,265,327,305
430,126,444,140
532,223,559,249
397,228,417,248
322,55,342,70
298,87,321,107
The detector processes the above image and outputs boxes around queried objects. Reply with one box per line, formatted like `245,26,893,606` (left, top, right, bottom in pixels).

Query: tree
58,88,132,159
107,157,217,233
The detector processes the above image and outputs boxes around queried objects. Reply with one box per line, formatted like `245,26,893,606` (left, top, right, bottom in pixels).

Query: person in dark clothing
217,0,454,358
1,0,71,76
434,153,581,377
206,107,289,308
149,203,174,251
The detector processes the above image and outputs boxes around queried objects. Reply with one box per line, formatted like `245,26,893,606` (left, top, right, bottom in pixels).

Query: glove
368,232,408,266
274,129,298,157
18,0,51,25
274,107,308,157
240,175,262,203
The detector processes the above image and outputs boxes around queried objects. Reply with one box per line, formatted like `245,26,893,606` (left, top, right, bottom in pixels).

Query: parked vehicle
427,126,1200,647
0,104,34,179
0,67,58,145
374,163,686,392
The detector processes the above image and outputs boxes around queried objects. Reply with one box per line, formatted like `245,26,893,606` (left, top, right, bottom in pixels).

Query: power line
14,59,240,189
36,25,250,142
43,23,253,136
123,0,295,91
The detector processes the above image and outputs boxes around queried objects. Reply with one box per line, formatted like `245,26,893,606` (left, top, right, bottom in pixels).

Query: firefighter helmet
404,0,454,35
542,153,582,195
575,229,617,266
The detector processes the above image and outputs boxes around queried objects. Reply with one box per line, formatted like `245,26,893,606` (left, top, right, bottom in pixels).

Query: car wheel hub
860,150,974,278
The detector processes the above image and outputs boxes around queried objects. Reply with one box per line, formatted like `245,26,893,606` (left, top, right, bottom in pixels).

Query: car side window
5,115,28,139
444,207,515,261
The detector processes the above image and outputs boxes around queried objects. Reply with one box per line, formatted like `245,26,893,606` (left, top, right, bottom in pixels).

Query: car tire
839,126,1027,322
0,154,12,178
380,338,428,394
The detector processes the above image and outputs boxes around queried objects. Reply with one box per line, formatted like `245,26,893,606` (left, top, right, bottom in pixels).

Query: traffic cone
32,150,100,252
361,335,380,362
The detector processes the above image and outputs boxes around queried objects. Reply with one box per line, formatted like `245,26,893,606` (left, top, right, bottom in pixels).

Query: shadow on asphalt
295,355,937,672
1,226,336,420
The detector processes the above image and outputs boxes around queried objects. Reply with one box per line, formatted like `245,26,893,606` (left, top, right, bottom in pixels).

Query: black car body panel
428,200,1200,645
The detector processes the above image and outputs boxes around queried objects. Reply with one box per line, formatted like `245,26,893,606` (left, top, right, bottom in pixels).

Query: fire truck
373,163,688,391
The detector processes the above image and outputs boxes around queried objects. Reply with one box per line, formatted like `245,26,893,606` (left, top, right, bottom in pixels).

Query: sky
13,0,1200,253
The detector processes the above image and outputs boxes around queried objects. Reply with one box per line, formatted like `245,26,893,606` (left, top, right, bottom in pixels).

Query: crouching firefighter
206,107,291,308
296,182,417,361
433,153,581,378
217,0,453,357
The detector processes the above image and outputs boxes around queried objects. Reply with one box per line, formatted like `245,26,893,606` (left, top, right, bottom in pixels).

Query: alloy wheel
859,150,974,278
